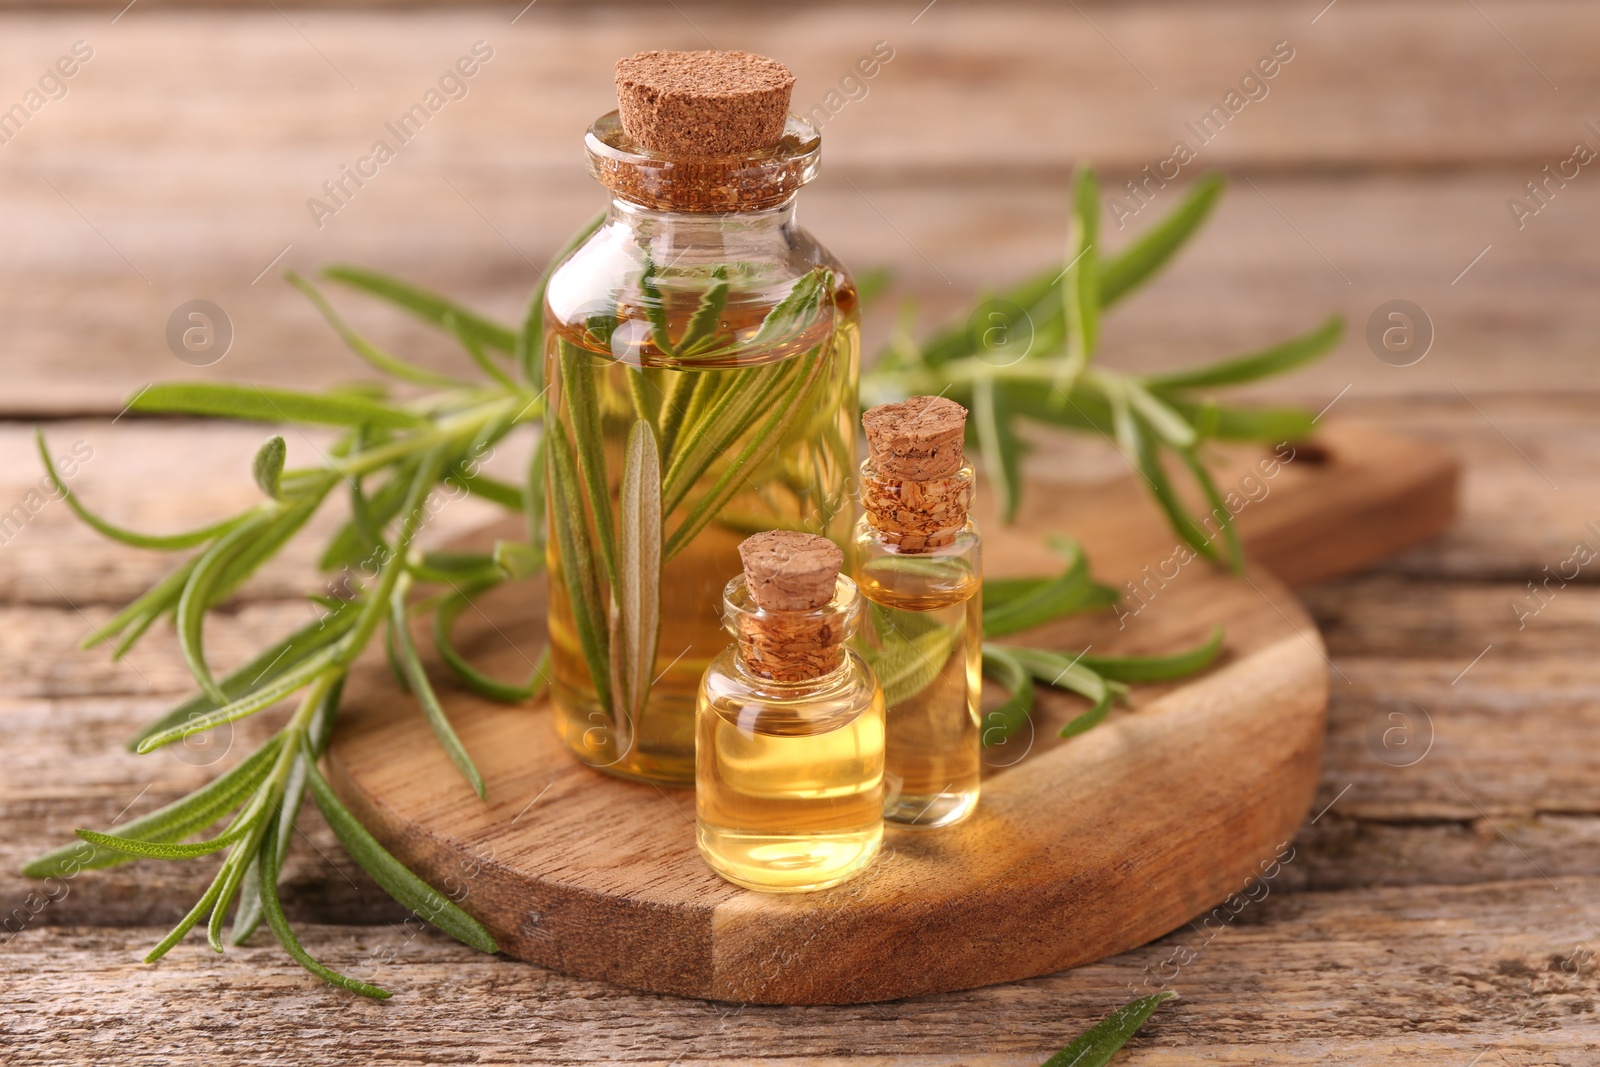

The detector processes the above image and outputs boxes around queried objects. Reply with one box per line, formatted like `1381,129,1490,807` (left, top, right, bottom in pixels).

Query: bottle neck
731,643,851,693
586,110,821,213
859,459,976,554
722,574,860,684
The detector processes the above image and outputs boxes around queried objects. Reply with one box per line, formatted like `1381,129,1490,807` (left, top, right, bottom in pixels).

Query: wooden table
3,2,1596,1063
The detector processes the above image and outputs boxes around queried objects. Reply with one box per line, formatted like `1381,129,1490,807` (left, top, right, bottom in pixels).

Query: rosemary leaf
546,428,613,713
1161,401,1316,442
1146,314,1343,392
492,539,542,580
390,574,487,798
128,605,358,751
38,428,257,552
660,360,789,515
320,459,415,571
1098,171,1224,309
663,351,825,559
443,310,519,390
524,431,548,551
1081,627,1225,682
99,572,189,658
870,617,958,708
1059,166,1101,388
229,750,306,947
323,263,517,353
177,509,278,704
747,267,831,349
213,487,332,602
448,466,525,511
978,643,1033,747
1115,398,1219,563
639,257,676,356
21,736,283,878
676,265,730,357
1178,446,1244,572
1040,992,1173,1067
145,862,230,964
517,211,606,387
1123,378,1196,450
973,376,1026,524
130,381,426,430
980,536,1098,638
921,264,1059,368
256,816,393,999
288,270,470,389
557,339,617,582
654,371,695,458
411,550,500,583
304,751,499,955
433,582,548,703
75,821,252,861
335,447,450,667
134,644,342,753
1001,645,1118,737
616,420,662,727
252,435,287,500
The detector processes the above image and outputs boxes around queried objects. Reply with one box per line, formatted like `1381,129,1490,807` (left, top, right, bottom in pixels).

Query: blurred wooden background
2,2,1597,1064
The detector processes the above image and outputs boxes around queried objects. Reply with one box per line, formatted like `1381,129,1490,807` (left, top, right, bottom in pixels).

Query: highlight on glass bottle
852,396,983,828
541,50,861,785
696,531,886,893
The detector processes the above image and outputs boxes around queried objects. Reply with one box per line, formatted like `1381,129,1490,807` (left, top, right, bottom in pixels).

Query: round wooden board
325,425,1457,1004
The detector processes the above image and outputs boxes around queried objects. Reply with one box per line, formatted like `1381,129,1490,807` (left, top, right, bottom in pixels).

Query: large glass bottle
542,109,859,785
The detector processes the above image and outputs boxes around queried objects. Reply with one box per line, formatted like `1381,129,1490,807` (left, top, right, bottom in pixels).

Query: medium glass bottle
542,52,860,785
853,397,982,828
697,532,885,893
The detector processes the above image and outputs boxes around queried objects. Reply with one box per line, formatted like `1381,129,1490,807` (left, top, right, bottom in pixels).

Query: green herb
22,171,1329,997
867,169,1341,570
1041,992,1174,1066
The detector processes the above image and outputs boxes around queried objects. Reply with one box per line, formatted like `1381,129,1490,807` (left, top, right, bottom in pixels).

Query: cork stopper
616,50,795,158
738,531,842,611
861,396,974,553
734,531,847,682
862,395,968,480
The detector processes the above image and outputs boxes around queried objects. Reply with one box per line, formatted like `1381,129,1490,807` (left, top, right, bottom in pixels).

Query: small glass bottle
697,531,885,893
543,50,860,786
853,397,982,828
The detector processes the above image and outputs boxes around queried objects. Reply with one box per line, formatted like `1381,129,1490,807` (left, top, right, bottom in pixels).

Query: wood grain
0,4,1598,415
6,874,1597,1065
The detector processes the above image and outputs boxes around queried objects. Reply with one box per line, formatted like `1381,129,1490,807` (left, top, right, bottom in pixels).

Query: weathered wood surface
6,876,1598,1066
3,0,1596,1060
0,3,1598,415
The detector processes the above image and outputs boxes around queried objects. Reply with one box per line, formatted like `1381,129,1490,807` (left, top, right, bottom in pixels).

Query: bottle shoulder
853,521,982,608
545,213,854,334
700,646,882,737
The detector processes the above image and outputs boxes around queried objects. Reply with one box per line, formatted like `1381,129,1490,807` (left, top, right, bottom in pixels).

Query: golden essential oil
695,532,885,892
853,396,983,828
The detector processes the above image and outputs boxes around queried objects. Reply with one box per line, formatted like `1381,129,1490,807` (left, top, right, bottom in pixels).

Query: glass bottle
541,54,860,785
696,532,885,893
852,397,982,828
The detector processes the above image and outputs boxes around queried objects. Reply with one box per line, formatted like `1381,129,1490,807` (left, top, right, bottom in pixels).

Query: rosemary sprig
867,169,1342,564
21,170,1333,997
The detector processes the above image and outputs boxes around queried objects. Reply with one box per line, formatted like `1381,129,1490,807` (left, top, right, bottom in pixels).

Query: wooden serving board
325,421,1458,1005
